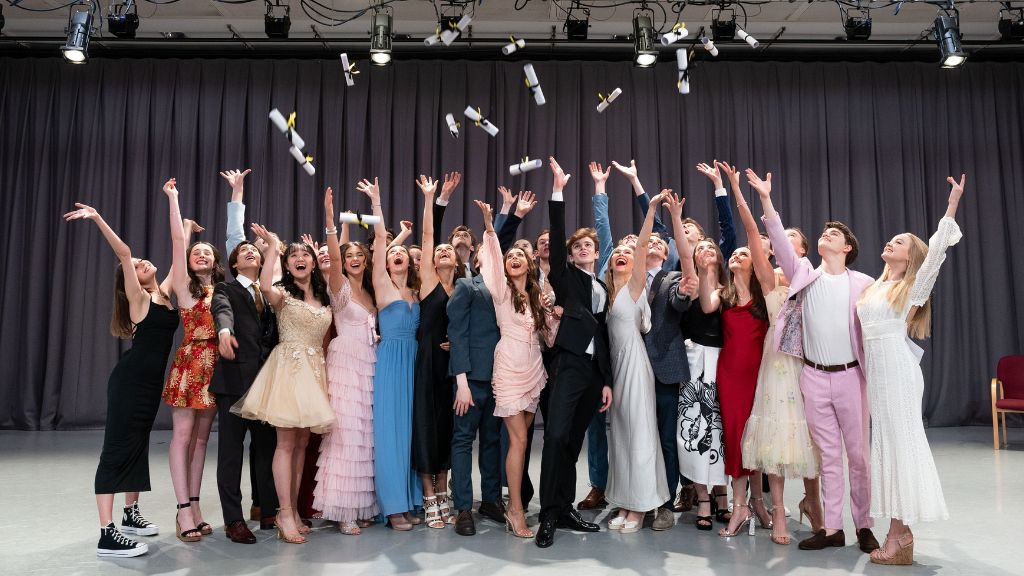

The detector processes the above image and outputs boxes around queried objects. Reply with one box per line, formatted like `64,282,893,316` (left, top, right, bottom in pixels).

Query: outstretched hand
473,199,494,223
498,185,516,213
183,219,206,234
64,202,100,222
356,178,380,202
745,169,773,199
300,233,320,253
947,173,966,206
665,192,686,220
219,169,251,190
324,187,335,217
162,178,179,196
611,159,639,181
696,161,723,188
400,220,413,234
250,223,279,253
440,171,462,201
416,175,438,197
718,161,741,190
514,190,538,217
549,157,572,191
589,161,612,184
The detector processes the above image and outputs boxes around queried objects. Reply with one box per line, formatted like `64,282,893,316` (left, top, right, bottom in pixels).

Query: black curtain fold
1,57,1021,430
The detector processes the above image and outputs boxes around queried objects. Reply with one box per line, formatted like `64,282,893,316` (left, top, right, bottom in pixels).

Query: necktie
252,282,265,315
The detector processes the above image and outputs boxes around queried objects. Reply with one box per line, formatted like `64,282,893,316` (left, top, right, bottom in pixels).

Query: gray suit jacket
446,273,499,382
643,270,693,385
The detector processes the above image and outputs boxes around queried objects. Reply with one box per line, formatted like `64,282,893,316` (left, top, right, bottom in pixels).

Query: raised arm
433,171,462,246
220,169,251,255
721,162,775,294
495,185,516,233
417,175,440,294
748,168,803,282
358,177,397,307
697,249,723,313
613,159,669,238
161,178,193,306
664,192,697,293
589,162,614,277
547,157,571,291
250,223,285,309
474,200,510,305
386,220,412,252
909,174,966,309
498,190,537,253
628,191,666,301
324,187,347,296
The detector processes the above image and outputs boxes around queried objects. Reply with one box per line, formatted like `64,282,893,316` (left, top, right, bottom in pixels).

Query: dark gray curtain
1,57,1021,430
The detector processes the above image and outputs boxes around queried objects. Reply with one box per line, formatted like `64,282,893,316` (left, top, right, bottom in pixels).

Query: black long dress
94,304,179,494
411,284,454,475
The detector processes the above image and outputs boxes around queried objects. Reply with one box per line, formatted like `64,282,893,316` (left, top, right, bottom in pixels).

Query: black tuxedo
539,199,612,521
211,278,279,524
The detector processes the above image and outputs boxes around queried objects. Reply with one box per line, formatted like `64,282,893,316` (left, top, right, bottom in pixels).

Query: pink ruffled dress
312,280,380,522
480,231,559,417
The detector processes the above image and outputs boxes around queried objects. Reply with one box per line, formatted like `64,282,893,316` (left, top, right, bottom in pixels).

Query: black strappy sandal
175,502,203,542
695,499,713,531
189,497,213,535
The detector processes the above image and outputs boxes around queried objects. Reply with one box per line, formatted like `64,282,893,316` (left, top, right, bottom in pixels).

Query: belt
803,358,859,373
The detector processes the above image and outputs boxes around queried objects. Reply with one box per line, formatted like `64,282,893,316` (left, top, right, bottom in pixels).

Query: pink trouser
800,365,873,531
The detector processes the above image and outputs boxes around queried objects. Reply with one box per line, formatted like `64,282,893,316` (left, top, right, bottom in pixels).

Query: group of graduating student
67,155,965,567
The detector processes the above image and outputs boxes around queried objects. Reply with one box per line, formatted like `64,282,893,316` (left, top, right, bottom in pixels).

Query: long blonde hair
859,233,932,339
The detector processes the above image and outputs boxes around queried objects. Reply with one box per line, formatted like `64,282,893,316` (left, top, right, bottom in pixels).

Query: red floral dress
162,287,218,409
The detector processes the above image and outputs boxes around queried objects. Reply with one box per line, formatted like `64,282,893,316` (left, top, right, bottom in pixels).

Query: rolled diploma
445,113,459,137
509,158,543,176
340,53,355,86
596,87,622,113
524,64,545,106
502,38,526,55
338,213,381,226
269,109,306,150
288,146,316,176
463,106,499,136
424,34,441,46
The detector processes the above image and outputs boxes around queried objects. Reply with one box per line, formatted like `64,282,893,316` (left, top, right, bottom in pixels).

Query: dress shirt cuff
218,328,232,337
435,198,449,207
714,187,727,197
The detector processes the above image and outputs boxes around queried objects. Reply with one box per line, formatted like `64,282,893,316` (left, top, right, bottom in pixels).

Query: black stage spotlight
844,15,872,41
107,1,139,39
999,7,1024,41
61,2,94,64
934,13,966,68
566,18,589,40
633,12,657,66
265,1,291,39
369,8,392,65
711,9,736,42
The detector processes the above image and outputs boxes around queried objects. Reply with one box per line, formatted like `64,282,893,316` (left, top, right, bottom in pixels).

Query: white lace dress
857,216,960,525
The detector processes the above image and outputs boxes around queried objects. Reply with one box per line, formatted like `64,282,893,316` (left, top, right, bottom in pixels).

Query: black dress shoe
857,528,880,552
798,529,845,550
478,500,506,525
225,520,257,544
557,509,600,533
535,518,555,548
260,516,277,531
454,510,476,536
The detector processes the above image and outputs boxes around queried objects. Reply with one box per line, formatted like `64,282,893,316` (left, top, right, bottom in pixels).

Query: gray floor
2,426,1021,575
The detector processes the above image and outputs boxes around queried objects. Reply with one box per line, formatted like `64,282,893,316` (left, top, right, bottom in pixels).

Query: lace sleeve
480,231,510,304
329,278,350,310
909,217,962,307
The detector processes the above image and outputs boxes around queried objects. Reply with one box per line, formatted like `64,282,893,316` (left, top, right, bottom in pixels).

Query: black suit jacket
547,199,612,386
209,279,277,397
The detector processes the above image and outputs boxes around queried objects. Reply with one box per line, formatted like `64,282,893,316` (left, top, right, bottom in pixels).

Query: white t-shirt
802,269,855,365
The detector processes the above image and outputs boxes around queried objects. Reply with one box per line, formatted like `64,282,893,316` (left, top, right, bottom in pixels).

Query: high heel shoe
718,505,752,537
770,506,791,545
386,513,413,531
504,508,534,539
694,499,713,531
870,533,914,565
174,502,202,543
712,491,732,523
424,496,444,529
189,496,213,535
750,497,773,529
274,507,307,544
798,496,824,532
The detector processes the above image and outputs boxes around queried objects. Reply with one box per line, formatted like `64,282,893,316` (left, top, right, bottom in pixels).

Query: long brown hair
602,243,634,312
111,263,134,339
386,244,421,296
187,241,225,299
339,241,376,303
504,248,549,337
858,233,933,339
692,239,727,287
719,247,768,322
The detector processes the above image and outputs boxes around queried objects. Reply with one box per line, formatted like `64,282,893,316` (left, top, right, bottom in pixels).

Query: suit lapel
233,279,259,317
649,270,668,303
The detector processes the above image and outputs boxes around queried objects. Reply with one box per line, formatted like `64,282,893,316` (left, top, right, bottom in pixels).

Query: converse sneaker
97,523,148,558
121,502,159,536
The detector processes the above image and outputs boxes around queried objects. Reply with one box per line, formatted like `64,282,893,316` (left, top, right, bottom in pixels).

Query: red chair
992,355,1024,448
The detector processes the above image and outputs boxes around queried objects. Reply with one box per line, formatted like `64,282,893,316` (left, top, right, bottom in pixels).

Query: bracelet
325,227,338,235
372,203,381,208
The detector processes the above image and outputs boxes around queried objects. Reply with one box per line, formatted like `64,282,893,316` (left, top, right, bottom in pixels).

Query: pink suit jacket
762,213,874,368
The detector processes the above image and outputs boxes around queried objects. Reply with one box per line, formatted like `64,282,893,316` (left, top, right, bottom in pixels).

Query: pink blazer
763,214,874,367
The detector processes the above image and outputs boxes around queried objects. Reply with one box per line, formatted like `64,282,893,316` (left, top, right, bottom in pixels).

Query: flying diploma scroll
676,49,690,95
502,36,526,55
338,212,381,228
464,106,499,137
441,15,472,46
445,113,461,138
269,108,315,176
509,157,543,176
340,53,358,87
596,88,622,113
660,23,689,45
523,64,546,106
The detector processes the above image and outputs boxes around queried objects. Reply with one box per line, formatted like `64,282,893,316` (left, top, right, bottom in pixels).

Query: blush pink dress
479,231,559,417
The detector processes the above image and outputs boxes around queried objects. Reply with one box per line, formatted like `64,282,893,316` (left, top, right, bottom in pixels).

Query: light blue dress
373,300,422,516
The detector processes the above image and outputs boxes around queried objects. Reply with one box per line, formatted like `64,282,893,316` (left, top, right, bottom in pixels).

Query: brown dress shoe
673,485,696,513
857,528,880,552
576,487,608,511
454,510,476,536
798,529,846,550
225,520,257,544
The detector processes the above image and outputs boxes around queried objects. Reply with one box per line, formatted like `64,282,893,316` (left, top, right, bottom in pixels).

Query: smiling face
343,244,368,277
285,244,316,280
882,233,912,265
647,235,668,262
817,222,857,264
728,247,753,274
188,242,216,274
132,258,158,285
317,245,331,272
433,243,457,270
610,244,636,274
504,247,532,279
386,245,410,273
233,242,262,276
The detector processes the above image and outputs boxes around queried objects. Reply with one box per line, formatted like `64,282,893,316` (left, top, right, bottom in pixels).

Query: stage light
107,1,139,39
934,14,966,68
566,18,589,40
711,9,736,42
999,7,1024,41
633,13,657,67
369,9,392,65
844,15,872,41
61,2,94,64
264,2,291,39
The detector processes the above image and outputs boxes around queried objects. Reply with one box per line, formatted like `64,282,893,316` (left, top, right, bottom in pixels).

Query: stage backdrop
0,57,1021,430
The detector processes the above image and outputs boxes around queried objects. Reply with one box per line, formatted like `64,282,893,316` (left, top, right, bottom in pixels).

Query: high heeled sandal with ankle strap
274,507,307,544
870,533,914,565
769,504,791,545
188,497,213,536
718,504,753,537
798,495,824,532
423,496,444,529
503,508,534,539
175,502,202,542
436,492,456,525
712,491,732,523
695,499,713,531
749,497,773,529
